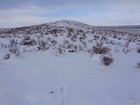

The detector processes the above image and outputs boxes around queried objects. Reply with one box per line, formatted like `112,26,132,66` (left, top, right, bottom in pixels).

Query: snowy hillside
0,20,140,58
0,20,140,105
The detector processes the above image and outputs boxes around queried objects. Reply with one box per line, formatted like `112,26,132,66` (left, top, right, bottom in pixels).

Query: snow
0,20,140,105
0,51,140,105
48,20,92,30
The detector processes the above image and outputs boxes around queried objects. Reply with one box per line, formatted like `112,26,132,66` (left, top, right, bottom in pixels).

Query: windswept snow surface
0,51,140,105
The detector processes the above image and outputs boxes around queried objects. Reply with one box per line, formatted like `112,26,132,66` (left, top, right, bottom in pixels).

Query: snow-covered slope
0,52,140,105
0,20,140,105
48,20,93,29
0,20,139,57
0,20,93,35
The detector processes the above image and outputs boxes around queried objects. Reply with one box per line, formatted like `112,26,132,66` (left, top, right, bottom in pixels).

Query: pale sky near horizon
0,0,140,28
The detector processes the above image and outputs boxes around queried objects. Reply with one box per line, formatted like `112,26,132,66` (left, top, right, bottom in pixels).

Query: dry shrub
58,47,64,54
137,63,140,68
38,40,49,51
9,39,17,48
20,36,37,46
122,42,129,54
67,43,78,52
93,42,110,54
4,53,10,60
137,48,140,53
9,47,18,54
9,47,20,56
101,56,113,66
8,39,20,56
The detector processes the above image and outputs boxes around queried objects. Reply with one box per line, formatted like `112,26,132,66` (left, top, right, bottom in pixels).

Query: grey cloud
0,0,139,10
0,0,140,28
0,0,140,14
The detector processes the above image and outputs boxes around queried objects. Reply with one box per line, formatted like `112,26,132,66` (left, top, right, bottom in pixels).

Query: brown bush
58,47,64,54
137,63,140,68
38,40,47,51
4,53,10,60
101,56,113,66
9,47,18,54
8,39,20,56
9,39,17,48
137,48,140,53
20,36,37,46
93,42,110,54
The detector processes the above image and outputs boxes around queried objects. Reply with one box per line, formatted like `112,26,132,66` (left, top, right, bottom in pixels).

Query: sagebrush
101,56,113,66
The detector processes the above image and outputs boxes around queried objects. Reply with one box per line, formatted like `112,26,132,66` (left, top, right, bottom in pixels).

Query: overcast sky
0,0,140,28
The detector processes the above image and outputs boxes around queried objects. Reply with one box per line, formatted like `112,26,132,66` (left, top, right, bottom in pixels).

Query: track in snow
48,58,66,105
